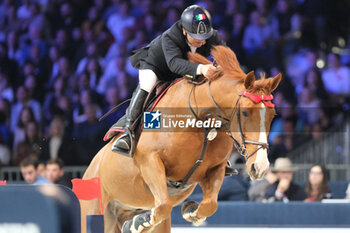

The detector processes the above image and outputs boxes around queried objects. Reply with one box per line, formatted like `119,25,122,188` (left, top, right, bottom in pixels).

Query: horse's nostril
251,163,257,175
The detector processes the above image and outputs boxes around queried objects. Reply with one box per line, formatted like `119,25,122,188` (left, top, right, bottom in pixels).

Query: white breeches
138,69,158,92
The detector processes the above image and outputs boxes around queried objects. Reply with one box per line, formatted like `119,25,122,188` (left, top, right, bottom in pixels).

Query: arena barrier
0,185,81,233
171,201,350,226
1,184,350,233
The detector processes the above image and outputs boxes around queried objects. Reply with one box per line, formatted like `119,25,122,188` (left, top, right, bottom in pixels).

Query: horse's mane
188,45,246,81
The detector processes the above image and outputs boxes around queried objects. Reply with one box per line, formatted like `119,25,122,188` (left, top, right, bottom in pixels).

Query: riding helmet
181,5,213,40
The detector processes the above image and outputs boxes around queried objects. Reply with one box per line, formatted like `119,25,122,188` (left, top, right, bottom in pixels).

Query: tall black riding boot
112,86,148,153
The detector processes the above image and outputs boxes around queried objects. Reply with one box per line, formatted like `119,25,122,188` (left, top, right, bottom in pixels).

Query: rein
174,80,273,188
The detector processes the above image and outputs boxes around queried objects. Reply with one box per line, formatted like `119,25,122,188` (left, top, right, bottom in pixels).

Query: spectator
55,2,77,32
47,45,61,87
142,13,158,41
45,158,72,188
305,164,332,202
0,72,14,103
0,98,11,146
53,29,74,60
286,49,318,89
302,68,328,101
0,0,12,26
75,42,104,75
0,133,10,166
17,0,31,19
72,89,102,124
161,7,180,31
20,24,48,65
20,156,51,184
242,10,275,69
271,0,302,57
37,160,46,177
24,74,43,102
1,5,24,34
73,104,107,164
43,76,72,122
84,57,103,91
55,95,74,136
269,115,307,162
6,30,22,64
106,1,135,43
81,6,106,43
229,12,246,62
26,43,49,86
249,170,278,202
12,107,36,151
10,86,41,132
97,55,128,94
297,87,321,126
40,117,78,166
0,42,18,85
19,121,42,156
218,172,250,201
101,86,127,127
264,157,306,202
322,53,350,96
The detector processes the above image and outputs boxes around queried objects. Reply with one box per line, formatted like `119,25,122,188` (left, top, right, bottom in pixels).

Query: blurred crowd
0,0,349,167
188,158,350,202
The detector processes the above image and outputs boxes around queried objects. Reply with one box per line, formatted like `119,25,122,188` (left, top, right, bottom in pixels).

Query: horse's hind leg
104,201,120,233
122,152,172,233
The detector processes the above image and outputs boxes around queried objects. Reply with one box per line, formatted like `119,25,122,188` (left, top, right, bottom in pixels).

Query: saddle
103,78,184,144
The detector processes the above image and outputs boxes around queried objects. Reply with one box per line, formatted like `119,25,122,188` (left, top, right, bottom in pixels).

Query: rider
112,5,236,175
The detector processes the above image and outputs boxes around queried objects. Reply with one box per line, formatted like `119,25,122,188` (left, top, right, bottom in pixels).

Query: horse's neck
208,77,243,109
157,78,242,115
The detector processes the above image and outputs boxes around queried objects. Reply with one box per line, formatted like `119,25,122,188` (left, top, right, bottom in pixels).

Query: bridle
188,81,274,161
169,76,275,188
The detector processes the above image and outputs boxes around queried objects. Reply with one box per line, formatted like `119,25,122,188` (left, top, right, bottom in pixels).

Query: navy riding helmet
181,5,213,40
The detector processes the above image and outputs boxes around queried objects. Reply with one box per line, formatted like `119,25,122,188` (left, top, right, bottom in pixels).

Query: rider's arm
161,33,200,79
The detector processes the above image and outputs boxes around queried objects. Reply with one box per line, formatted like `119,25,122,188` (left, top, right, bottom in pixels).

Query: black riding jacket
129,21,225,81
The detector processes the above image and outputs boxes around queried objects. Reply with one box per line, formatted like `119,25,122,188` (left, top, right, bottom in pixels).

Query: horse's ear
244,71,255,89
269,73,282,92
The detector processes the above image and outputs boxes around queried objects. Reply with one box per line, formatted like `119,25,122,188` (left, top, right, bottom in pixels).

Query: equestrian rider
112,5,236,175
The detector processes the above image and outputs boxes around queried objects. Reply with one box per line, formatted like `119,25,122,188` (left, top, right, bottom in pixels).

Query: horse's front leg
182,163,225,226
122,152,172,233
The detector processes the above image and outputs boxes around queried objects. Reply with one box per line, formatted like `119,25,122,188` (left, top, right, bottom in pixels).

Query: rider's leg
112,69,158,152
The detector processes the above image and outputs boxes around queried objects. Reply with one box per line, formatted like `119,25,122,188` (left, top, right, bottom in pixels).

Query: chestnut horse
80,46,281,233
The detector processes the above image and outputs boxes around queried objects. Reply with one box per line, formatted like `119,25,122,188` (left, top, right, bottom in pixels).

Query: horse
80,45,281,233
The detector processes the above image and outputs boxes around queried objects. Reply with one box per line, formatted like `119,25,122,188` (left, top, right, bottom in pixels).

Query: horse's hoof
181,200,198,216
182,200,207,225
121,220,132,233
122,211,153,233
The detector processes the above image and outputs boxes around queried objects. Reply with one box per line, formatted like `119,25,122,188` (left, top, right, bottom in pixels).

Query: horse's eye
242,111,249,117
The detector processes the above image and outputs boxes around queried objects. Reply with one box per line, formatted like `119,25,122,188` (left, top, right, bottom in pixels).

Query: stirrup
113,134,130,151
111,128,135,158
225,161,238,176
